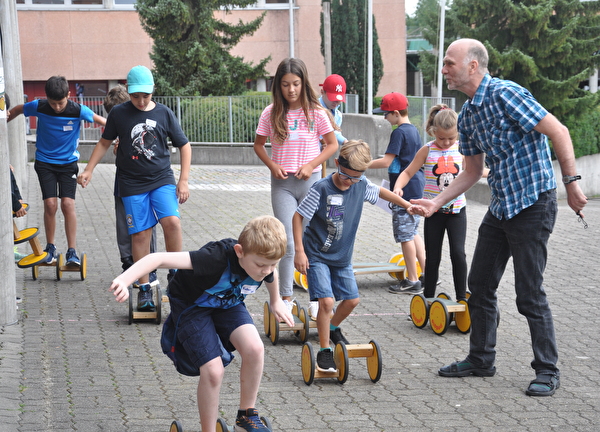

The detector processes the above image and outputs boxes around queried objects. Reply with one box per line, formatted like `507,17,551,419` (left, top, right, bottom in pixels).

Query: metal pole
289,0,295,58
323,0,332,76
436,0,446,100
367,0,373,114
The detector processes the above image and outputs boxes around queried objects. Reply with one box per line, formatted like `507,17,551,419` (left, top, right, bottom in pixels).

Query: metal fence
37,94,452,144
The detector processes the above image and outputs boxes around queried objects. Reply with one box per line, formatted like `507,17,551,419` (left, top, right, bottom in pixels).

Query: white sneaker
282,299,294,315
309,301,319,321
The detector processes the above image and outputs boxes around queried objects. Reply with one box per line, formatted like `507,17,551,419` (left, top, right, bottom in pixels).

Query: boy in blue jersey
9,76,106,266
293,140,411,372
109,215,293,432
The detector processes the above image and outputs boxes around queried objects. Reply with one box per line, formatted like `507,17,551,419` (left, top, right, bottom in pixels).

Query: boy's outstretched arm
292,212,309,274
264,270,294,327
378,187,411,210
92,113,106,127
176,143,191,204
109,252,192,302
77,137,113,187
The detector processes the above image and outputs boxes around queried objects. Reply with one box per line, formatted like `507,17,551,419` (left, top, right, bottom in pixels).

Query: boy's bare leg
330,298,360,328
317,297,335,348
159,215,182,252
43,197,58,245
230,324,264,409
61,197,77,250
197,357,225,432
131,228,153,284
400,239,419,281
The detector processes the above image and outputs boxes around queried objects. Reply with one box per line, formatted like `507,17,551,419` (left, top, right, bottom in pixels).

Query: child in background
394,105,472,301
370,92,426,294
8,76,106,266
103,85,158,277
293,140,411,372
79,66,191,311
254,58,339,312
109,215,293,432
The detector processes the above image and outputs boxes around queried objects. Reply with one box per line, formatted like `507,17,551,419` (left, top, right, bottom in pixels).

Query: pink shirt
256,105,334,173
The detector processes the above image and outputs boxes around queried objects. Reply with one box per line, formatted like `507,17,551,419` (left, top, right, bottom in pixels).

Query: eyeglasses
383,111,392,118
337,167,363,183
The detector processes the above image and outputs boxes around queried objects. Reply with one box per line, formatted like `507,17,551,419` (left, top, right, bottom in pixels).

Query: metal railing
29,94,451,145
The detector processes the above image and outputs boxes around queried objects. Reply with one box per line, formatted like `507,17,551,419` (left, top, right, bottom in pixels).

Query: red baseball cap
373,92,408,113
320,74,346,102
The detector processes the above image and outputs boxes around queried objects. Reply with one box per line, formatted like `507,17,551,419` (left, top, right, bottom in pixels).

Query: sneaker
44,243,57,264
16,297,22,304
438,359,496,377
389,278,423,295
330,327,350,345
149,271,160,287
282,299,294,315
419,275,441,286
316,348,337,373
14,251,27,262
235,408,271,432
308,301,319,321
137,283,155,311
526,373,560,397
65,248,81,267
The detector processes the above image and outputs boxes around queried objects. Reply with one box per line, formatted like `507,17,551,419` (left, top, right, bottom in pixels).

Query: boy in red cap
371,93,426,294
319,74,348,146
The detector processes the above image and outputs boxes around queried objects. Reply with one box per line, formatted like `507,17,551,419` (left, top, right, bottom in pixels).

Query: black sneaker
235,408,271,432
316,348,336,372
389,278,423,295
44,243,57,264
137,283,155,311
330,327,350,345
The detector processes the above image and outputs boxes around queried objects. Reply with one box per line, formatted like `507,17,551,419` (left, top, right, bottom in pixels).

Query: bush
560,109,600,159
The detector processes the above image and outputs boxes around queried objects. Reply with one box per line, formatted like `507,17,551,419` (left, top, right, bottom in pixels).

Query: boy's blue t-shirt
23,99,95,164
167,238,274,307
385,123,424,200
296,174,380,266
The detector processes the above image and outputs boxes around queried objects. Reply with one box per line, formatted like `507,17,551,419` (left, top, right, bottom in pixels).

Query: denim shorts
122,184,179,234
170,297,254,369
306,260,359,302
392,204,421,242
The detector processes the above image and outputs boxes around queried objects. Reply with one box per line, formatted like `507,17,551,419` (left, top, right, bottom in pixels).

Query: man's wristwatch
562,175,581,184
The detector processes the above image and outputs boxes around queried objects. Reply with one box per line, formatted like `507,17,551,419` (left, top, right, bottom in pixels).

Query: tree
443,0,600,119
321,0,384,113
136,0,269,96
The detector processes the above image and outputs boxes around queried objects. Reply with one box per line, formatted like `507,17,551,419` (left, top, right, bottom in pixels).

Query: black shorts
34,160,79,200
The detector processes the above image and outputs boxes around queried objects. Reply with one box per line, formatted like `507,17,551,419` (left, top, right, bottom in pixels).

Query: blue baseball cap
127,65,154,94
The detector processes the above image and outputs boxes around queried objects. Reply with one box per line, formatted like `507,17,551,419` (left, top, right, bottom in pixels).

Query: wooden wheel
216,417,229,432
13,227,39,244
455,299,471,334
56,253,64,281
80,253,87,280
299,272,309,290
429,299,450,336
17,252,48,269
293,269,302,287
155,286,162,325
169,420,183,432
128,287,134,325
387,252,405,280
263,301,271,337
301,342,315,385
296,306,310,343
409,294,429,328
367,339,383,383
32,265,39,281
334,342,349,384
269,308,280,345
437,292,453,321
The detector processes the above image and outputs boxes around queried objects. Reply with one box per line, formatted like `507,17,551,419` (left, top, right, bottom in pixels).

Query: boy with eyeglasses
292,140,411,372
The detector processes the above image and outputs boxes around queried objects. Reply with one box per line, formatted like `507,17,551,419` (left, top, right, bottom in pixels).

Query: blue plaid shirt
458,74,557,220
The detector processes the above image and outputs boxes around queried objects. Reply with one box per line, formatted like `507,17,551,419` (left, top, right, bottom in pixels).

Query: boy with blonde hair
293,140,412,372
110,215,293,432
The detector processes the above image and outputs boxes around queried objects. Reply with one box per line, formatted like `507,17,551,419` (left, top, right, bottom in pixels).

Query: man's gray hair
464,40,489,73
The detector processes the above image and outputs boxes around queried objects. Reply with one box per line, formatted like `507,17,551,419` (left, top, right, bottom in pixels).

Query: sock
320,347,332,352
330,324,339,331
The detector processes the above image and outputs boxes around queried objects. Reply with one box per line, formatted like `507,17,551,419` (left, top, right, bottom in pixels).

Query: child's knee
200,358,225,386
344,297,360,309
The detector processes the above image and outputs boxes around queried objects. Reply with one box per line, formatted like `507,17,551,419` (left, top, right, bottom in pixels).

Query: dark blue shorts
170,297,254,369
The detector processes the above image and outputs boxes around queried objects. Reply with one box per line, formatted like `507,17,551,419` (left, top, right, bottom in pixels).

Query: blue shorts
306,261,359,302
171,297,254,369
392,204,421,242
122,184,179,234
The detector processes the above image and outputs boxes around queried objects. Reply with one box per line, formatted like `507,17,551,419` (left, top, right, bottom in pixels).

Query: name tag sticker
63,125,73,131
289,132,299,140
330,196,343,206
240,284,258,295
146,119,157,128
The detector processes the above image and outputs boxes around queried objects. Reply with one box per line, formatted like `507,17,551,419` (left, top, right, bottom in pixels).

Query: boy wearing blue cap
79,66,192,311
